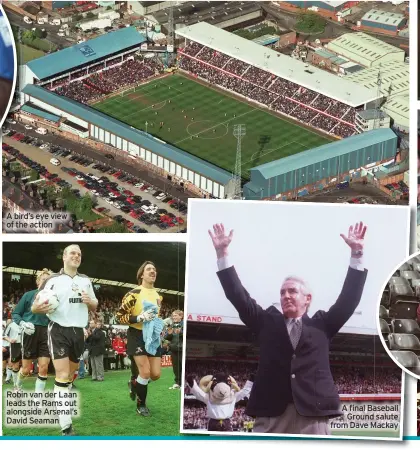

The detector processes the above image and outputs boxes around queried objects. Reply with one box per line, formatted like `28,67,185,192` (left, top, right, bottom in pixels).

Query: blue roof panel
22,84,232,185
251,129,397,179
21,104,61,123
26,27,146,80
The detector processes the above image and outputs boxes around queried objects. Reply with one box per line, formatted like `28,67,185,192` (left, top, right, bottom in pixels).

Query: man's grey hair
283,276,312,297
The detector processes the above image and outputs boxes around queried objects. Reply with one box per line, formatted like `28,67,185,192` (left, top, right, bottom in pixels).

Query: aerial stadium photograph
2,241,185,436
1,0,410,233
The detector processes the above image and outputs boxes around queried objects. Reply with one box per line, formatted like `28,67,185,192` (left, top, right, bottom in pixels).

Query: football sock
6,367,12,381
16,369,29,388
54,379,72,431
12,369,19,386
136,375,149,406
35,375,47,393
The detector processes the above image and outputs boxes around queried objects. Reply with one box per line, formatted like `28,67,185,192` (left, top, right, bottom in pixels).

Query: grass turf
2,368,181,437
16,44,45,64
93,74,332,178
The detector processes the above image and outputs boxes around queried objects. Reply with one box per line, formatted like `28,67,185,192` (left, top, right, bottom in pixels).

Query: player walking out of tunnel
117,261,164,417
32,245,98,436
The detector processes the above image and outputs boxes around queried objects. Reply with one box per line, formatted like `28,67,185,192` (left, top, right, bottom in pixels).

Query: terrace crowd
51,55,165,104
179,41,358,138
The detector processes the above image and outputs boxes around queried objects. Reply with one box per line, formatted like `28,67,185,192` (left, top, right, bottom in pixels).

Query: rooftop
26,27,146,80
21,84,232,186
176,22,379,107
326,32,404,65
361,9,406,26
345,61,409,98
250,129,397,179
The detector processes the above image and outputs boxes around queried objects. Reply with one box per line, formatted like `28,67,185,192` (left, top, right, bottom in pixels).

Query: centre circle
186,120,228,140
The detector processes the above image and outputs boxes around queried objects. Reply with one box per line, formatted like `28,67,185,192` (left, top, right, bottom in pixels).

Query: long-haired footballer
116,261,163,417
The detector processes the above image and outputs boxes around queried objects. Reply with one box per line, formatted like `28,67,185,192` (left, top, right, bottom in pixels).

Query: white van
35,127,47,135
37,18,46,25
23,16,33,24
52,18,61,26
50,158,61,166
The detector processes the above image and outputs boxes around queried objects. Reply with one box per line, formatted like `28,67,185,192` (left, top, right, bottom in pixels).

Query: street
8,122,195,203
5,9,73,49
3,134,188,233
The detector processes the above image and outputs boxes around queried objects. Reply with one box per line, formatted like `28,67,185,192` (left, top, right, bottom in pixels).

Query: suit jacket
217,266,368,418
90,328,107,357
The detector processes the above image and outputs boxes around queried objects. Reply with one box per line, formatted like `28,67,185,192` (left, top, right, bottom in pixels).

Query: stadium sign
79,45,96,58
187,314,223,323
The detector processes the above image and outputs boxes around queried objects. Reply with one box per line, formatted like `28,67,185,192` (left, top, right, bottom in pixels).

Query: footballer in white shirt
32,244,98,436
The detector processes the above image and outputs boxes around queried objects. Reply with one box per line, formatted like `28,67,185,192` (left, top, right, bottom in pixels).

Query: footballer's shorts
127,327,162,358
2,347,10,361
10,343,22,363
47,322,84,363
21,325,50,360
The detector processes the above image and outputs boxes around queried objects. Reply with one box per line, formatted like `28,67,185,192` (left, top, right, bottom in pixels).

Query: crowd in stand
183,360,401,431
184,360,401,396
179,41,359,138
3,277,182,327
51,55,164,105
183,404,252,431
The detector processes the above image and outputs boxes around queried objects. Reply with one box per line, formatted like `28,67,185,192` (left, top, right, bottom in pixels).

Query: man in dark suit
89,321,106,381
208,222,368,435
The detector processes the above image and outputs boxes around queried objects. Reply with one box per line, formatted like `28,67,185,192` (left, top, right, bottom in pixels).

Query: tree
295,11,326,34
106,5,112,10
22,29,35,41
34,28,46,39
81,193,94,211
29,169,39,182
86,12,95,19
73,14,83,22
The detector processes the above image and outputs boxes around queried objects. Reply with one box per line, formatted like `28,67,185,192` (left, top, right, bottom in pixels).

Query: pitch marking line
174,108,257,146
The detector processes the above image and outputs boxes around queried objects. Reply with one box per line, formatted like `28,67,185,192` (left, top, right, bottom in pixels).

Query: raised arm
209,223,264,333
324,222,368,336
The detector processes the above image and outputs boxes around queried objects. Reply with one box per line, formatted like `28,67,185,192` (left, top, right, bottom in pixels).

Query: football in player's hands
37,289,59,313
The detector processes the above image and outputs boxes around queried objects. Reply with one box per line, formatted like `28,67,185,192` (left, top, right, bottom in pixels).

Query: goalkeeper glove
136,310,156,323
20,321,35,335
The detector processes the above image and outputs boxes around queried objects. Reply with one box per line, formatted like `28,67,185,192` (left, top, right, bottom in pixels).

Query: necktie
289,319,301,350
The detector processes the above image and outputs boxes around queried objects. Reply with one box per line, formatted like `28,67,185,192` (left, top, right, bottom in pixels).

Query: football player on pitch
117,261,162,417
12,269,52,392
32,245,98,436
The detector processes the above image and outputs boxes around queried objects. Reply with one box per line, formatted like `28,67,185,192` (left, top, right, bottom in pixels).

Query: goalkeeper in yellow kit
117,261,163,416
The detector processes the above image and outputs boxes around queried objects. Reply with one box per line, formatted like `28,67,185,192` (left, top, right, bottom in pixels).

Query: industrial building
359,9,407,36
345,61,409,131
381,95,409,133
243,129,398,200
326,32,405,68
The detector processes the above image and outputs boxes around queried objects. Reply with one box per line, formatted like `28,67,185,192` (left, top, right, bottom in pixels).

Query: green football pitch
3,368,181,437
93,74,333,178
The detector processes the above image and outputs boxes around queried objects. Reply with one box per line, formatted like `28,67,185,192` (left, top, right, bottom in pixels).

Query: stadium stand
176,22,381,138
183,360,401,431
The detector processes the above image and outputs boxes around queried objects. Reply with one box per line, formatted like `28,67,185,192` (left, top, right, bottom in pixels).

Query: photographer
166,310,184,390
